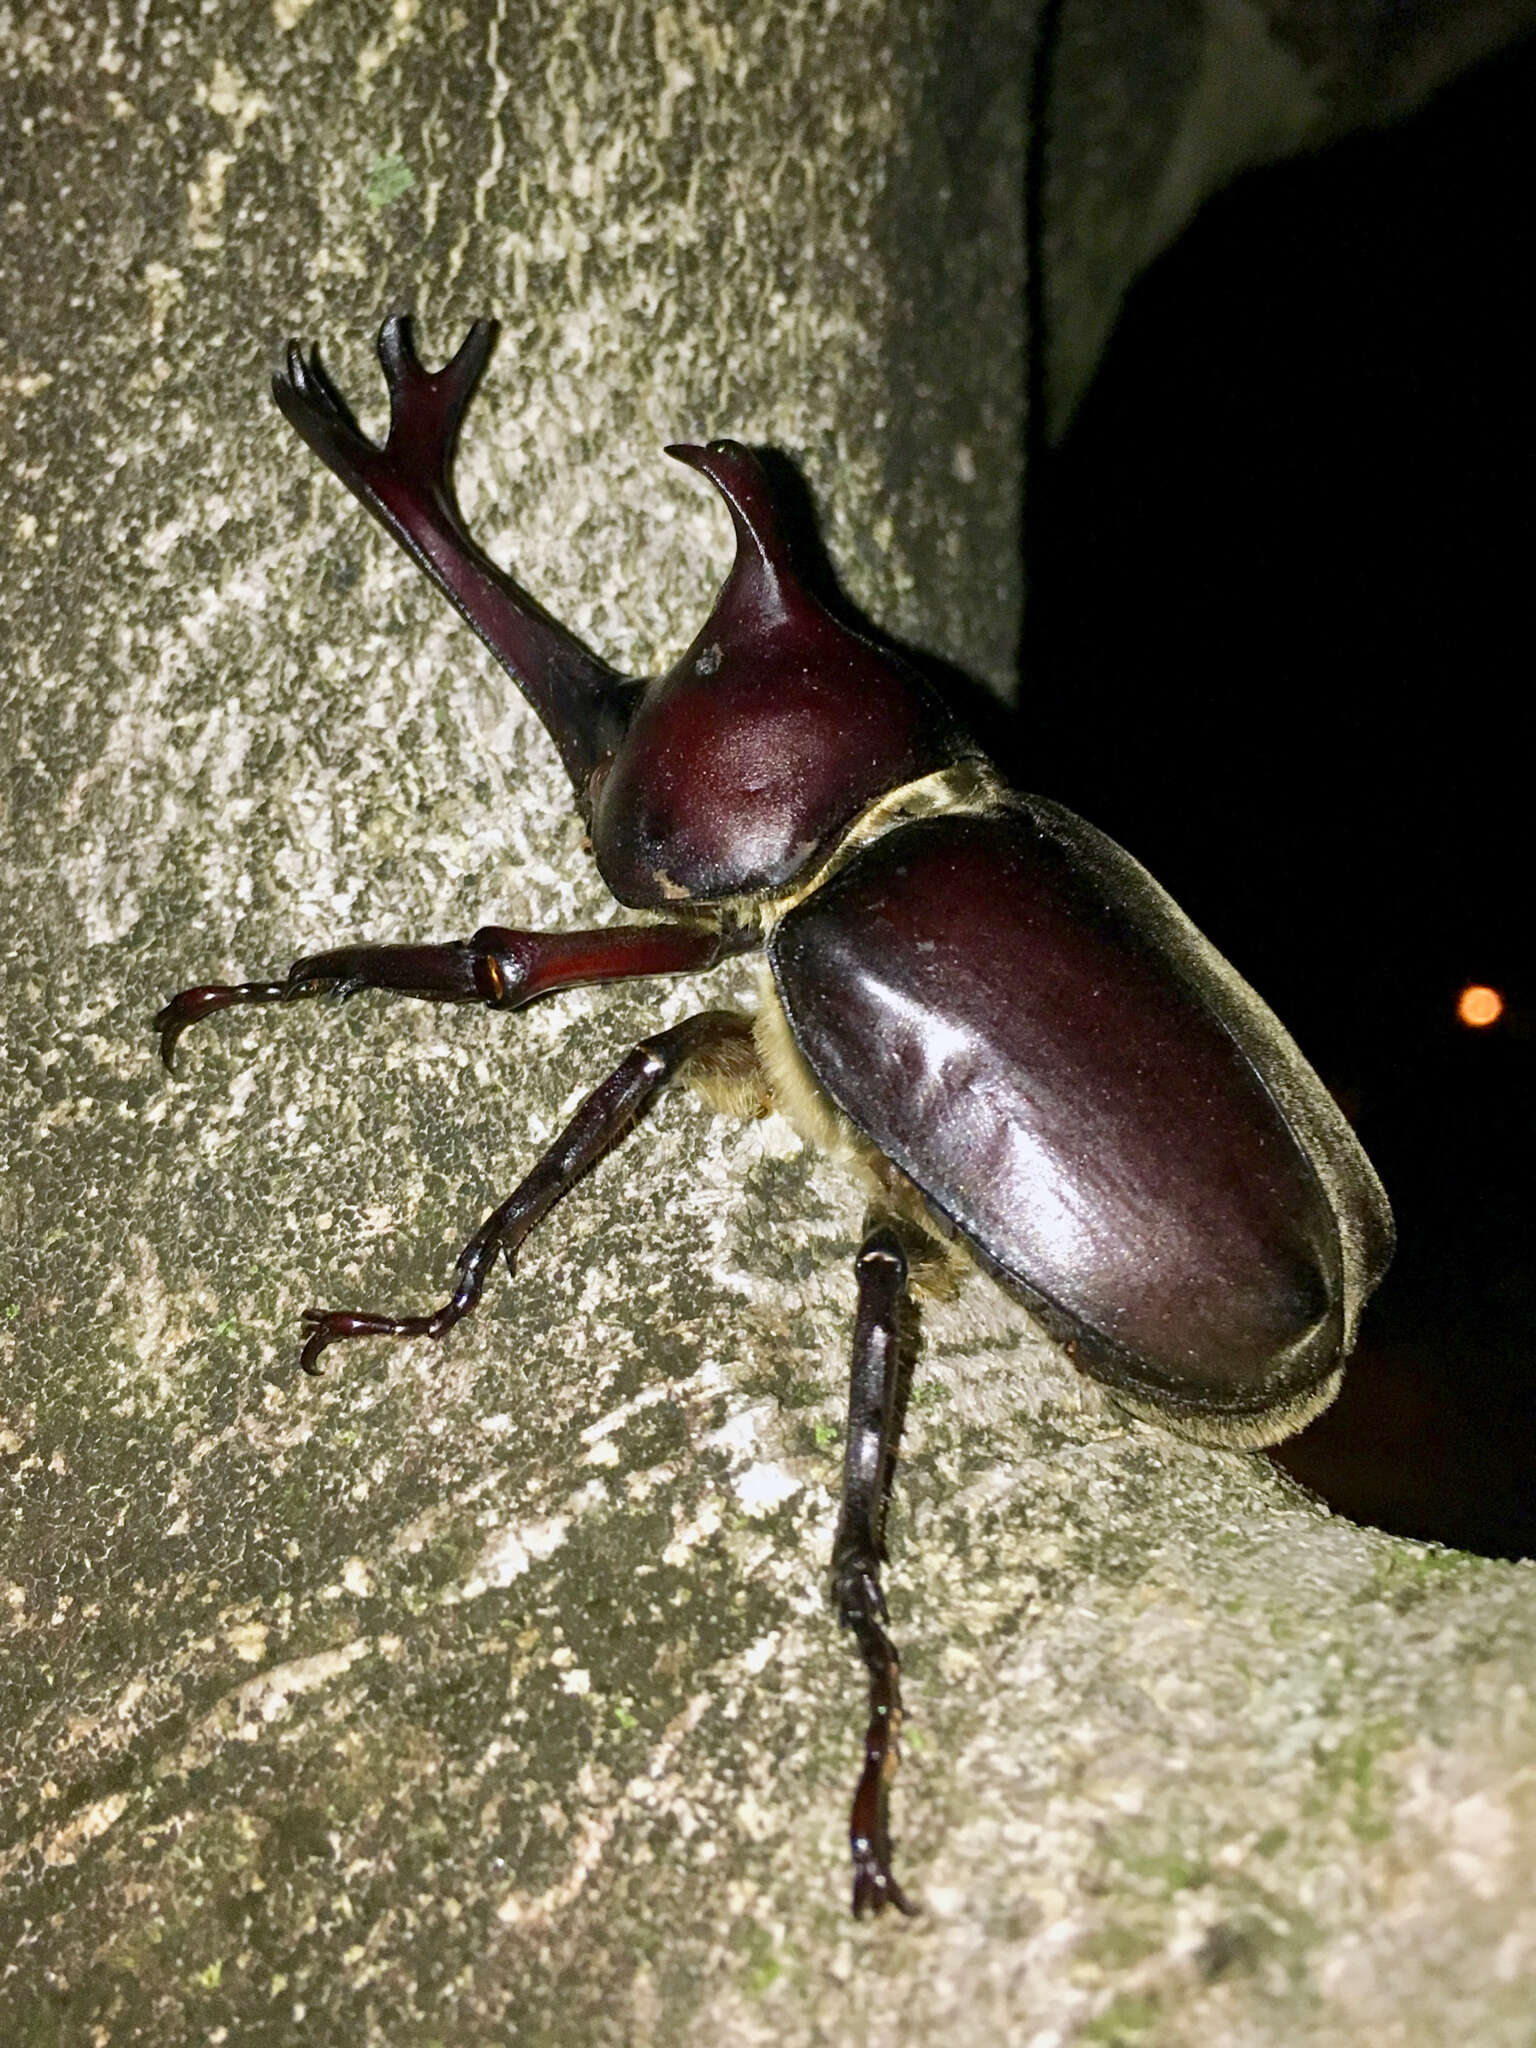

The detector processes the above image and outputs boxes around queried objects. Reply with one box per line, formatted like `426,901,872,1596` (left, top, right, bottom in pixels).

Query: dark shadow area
751,445,1026,766
1026,36,1536,1558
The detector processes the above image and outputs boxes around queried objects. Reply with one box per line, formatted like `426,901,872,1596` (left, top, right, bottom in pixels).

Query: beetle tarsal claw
296,1309,333,1376
850,1838,918,1921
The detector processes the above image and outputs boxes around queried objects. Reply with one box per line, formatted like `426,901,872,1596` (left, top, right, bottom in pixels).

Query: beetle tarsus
289,1011,752,1375
832,1223,918,1919
152,947,472,1068
296,1245,489,1376
154,981,290,1069
847,1636,916,1919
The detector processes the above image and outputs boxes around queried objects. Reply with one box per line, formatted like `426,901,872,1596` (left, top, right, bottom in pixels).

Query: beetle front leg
831,1220,918,1919
295,1009,754,1374
155,920,738,1068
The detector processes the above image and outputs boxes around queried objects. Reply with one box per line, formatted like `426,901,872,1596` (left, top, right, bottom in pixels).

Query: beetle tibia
293,1010,755,1373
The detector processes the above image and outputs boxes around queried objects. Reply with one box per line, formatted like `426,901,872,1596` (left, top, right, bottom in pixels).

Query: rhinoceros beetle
157,314,1394,1918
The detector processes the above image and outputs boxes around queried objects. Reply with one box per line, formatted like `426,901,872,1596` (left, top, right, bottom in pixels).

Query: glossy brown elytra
156,315,1393,1917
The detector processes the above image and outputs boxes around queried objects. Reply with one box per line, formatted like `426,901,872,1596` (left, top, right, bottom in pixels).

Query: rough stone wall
3,2,1534,2043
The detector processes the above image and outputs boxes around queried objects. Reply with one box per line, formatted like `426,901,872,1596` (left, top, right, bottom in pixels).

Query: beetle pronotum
157,316,1393,1915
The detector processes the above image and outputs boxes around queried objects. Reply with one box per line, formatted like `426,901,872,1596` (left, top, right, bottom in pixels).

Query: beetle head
589,441,964,908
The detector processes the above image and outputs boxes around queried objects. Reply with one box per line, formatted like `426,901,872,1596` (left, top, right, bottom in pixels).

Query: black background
1025,35,1536,1556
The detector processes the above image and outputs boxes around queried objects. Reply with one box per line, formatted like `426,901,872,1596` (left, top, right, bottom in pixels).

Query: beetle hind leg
296,1010,756,1374
831,1218,920,1919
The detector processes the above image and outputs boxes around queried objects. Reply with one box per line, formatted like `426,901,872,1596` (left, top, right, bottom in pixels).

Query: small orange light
1457,984,1504,1028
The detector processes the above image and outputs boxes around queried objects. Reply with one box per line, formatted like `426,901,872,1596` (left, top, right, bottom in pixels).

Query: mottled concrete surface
3,3,1535,2044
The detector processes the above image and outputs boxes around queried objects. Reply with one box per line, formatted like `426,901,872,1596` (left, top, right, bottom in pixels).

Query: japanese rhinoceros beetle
157,314,1394,1918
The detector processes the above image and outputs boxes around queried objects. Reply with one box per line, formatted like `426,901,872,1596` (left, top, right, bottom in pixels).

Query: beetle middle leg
154,920,739,1068
295,1008,755,1373
832,1217,919,1918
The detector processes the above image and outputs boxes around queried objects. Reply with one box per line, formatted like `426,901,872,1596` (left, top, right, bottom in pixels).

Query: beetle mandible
156,315,1394,1917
